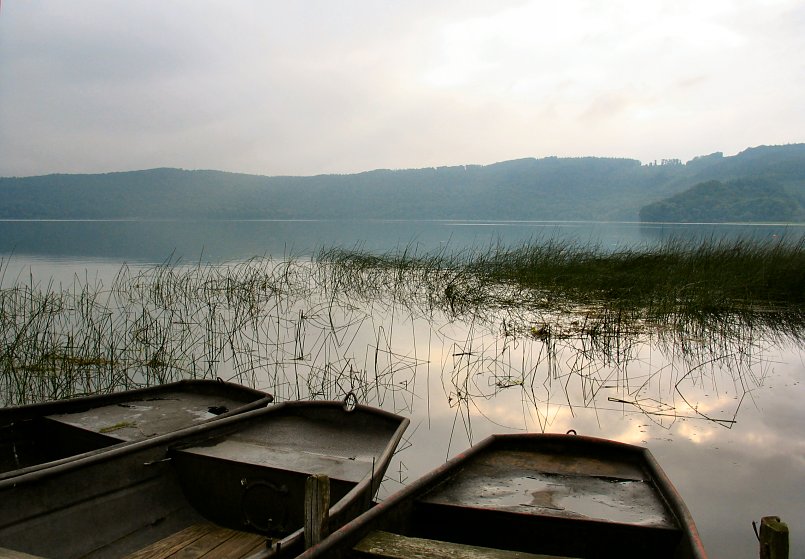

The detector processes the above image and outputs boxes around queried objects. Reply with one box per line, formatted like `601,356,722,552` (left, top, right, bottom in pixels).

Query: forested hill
639,178,804,222
2,144,804,221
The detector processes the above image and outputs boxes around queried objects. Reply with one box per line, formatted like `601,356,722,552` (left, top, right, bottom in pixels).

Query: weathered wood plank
123,522,265,559
304,474,330,548
353,530,580,559
200,531,266,559
124,523,212,559
169,525,236,559
759,516,789,559
0,548,45,559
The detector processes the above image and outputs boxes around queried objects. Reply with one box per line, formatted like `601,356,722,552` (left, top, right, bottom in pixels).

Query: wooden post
759,516,789,559
304,474,330,549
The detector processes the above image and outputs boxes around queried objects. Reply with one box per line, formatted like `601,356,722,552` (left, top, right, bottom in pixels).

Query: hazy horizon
3,142,801,180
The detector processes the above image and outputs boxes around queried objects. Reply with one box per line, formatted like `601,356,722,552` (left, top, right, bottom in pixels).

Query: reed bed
317,237,805,334
1,238,802,433
1,258,320,405
314,237,805,433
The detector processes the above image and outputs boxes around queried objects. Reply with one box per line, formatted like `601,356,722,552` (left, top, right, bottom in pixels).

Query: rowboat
298,433,707,559
0,400,409,559
0,379,272,481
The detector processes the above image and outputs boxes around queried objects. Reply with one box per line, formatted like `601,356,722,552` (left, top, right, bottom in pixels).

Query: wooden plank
123,522,266,559
759,516,789,559
304,474,330,548
353,531,581,559
200,531,266,559
125,523,212,559
169,525,237,559
0,548,45,559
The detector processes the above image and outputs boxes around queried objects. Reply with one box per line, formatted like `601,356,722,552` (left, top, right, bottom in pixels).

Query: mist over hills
2,144,804,222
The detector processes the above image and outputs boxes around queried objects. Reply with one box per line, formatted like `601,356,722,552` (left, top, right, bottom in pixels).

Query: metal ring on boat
566,429,577,435
343,391,358,412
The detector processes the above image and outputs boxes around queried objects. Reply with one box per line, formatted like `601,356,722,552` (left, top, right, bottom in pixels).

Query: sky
1,0,803,178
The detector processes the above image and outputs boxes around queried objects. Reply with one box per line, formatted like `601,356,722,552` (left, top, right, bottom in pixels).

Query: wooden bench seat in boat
172,413,379,481
353,531,580,559
175,438,370,484
0,548,45,559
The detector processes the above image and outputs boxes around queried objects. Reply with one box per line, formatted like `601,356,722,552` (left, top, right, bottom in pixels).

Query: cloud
1,0,803,176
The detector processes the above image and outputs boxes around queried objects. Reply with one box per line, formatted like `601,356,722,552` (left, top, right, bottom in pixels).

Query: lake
1,219,803,558
2,218,804,262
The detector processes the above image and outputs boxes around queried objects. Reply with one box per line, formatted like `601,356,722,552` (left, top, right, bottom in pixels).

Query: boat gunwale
0,379,271,421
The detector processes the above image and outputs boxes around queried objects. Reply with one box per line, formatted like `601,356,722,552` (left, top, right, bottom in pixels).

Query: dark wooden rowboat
0,379,272,481
0,400,409,559
298,433,707,559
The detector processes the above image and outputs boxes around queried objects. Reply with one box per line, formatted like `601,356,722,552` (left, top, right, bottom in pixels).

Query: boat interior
322,437,695,559
0,415,120,475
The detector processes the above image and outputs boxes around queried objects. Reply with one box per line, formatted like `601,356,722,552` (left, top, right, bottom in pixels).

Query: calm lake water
2,218,804,262
1,219,804,558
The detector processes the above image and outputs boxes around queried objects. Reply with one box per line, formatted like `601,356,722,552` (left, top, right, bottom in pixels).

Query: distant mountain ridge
2,144,804,222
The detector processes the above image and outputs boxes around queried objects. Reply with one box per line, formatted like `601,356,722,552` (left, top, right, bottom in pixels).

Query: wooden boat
0,379,272,481
298,433,707,559
0,400,409,559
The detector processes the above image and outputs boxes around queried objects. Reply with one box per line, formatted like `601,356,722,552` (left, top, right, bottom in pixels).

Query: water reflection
0,256,802,558
1,254,800,432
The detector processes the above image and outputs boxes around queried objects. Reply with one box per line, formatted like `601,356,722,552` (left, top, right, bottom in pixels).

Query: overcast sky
1,1,803,177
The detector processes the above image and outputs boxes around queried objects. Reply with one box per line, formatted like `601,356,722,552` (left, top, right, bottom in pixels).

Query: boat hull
298,433,707,559
0,400,409,559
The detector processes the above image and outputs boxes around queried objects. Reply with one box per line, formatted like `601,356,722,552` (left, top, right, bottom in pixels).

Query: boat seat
47,391,239,441
175,440,371,483
353,531,580,559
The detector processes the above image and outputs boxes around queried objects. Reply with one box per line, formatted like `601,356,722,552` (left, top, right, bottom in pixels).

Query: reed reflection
1,244,801,442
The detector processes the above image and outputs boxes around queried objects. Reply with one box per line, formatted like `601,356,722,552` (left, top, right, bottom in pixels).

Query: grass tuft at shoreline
318,237,805,316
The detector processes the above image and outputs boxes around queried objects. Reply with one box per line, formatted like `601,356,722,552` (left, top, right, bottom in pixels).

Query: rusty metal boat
0,400,408,559
298,433,707,559
0,379,271,481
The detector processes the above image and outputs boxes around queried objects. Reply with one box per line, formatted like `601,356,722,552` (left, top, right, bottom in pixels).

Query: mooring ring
343,391,358,412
